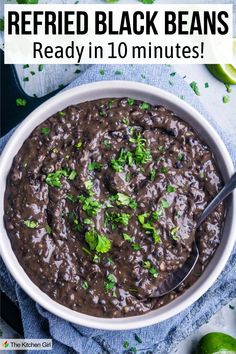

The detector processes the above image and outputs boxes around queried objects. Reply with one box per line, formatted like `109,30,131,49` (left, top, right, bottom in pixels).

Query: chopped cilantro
122,233,133,242
110,148,133,172
74,69,81,74
229,304,235,310
66,193,77,203
82,247,91,255
82,281,89,290
23,64,29,69
132,243,141,251
130,132,152,165
140,102,150,110
106,212,131,227
177,152,184,161
30,71,35,76
93,254,100,263
88,162,103,171
127,98,135,106
85,229,111,253
190,81,200,96
103,140,112,149
204,82,209,88
122,117,129,125
149,267,158,278
79,195,102,217
23,77,29,82
45,169,68,188
138,213,161,244
108,99,114,109
45,224,52,234
110,193,137,210
58,111,66,117
40,127,50,135
149,169,157,182
123,341,129,349
166,185,175,193
24,220,38,229
200,170,205,178
104,273,117,292
115,70,122,75
170,72,176,77
68,170,77,180
99,69,105,75
75,141,82,149
84,180,93,194
161,199,170,208
134,334,142,343
223,95,230,104
160,166,168,174
143,260,151,269
152,209,162,221
38,64,44,72
170,226,180,241
16,98,27,107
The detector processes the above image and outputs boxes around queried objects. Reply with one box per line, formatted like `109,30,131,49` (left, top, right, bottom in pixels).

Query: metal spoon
149,171,236,298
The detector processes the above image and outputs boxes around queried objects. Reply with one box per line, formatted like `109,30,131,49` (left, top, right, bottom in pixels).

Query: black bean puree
4,98,225,318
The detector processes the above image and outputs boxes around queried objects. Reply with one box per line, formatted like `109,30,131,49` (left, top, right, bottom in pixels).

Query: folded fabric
0,64,235,354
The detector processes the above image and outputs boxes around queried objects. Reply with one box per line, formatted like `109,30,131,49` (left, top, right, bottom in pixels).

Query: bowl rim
0,80,235,331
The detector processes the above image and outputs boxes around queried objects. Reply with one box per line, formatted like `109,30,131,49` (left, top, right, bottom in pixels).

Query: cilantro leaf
24,220,38,228
85,229,111,253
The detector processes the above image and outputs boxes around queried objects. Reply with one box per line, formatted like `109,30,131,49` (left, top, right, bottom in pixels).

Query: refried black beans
4,98,225,317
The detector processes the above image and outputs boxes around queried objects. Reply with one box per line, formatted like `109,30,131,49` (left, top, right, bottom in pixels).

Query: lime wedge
206,38,236,84
197,332,236,354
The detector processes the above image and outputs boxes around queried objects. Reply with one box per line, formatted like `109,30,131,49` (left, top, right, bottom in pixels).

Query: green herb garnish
190,81,200,96
149,267,158,278
134,334,143,344
45,224,52,234
24,220,38,228
132,243,141,251
122,233,133,242
223,95,230,104
127,98,135,106
16,98,27,107
79,195,102,217
143,260,151,269
38,64,44,72
139,102,150,110
161,199,170,208
40,127,50,135
104,273,117,292
149,169,156,182
170,226,180,241
88,162,103,171
123,341,129,349
166,185,175,193
75,141,82,149
110,193,137,210
82,281,89,290
85,229,111,253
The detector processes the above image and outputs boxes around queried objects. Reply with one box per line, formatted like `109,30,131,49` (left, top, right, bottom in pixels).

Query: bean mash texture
4,98,225,317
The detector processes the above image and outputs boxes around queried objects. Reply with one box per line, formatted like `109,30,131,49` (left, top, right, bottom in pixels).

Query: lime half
197,332,236,354
206,38,236,84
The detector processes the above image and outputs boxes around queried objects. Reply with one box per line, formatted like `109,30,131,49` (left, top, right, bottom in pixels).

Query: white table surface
1,1,236,353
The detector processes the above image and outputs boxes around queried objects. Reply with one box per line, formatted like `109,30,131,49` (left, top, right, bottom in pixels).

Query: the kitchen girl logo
0,339,52,351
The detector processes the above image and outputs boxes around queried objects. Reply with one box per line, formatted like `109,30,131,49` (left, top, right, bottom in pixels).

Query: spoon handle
197,172,236,228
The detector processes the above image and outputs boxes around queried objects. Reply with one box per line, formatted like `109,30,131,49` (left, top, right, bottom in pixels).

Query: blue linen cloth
0,64,236,354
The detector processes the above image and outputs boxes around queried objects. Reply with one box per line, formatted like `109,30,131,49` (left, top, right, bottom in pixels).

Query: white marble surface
1,0,236,353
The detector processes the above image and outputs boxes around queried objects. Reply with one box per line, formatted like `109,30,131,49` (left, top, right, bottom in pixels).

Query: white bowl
0,81,235,331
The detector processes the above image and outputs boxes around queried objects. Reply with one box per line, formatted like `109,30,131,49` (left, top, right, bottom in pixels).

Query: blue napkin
1,64,236,354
